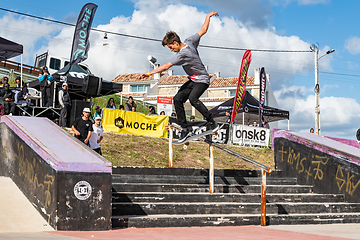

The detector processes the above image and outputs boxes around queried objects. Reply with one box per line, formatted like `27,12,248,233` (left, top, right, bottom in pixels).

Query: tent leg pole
21,54,23,88
288,119,290,130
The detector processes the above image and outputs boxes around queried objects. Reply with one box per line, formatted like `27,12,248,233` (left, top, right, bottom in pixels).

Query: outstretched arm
139,62,173,79
198,11,219,37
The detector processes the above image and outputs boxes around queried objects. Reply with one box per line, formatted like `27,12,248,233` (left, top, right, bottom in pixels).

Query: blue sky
1,0,360,139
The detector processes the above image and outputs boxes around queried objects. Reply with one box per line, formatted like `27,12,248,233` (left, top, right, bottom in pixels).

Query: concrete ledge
273,130,360,203
0,116,112,230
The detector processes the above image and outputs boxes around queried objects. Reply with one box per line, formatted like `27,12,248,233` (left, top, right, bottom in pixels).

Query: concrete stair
111,166,360,228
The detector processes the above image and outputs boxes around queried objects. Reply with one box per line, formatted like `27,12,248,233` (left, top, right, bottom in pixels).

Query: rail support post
261,169,267,226
168,125,173,167
209,143,214,194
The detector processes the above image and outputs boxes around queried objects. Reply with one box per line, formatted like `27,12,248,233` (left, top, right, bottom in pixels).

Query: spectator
0,83,16,115
310,128,314,133
15,76,25,90
58,83,71,127
125,96,137,111
15,87,33,115
89,116,103,155
171,112,176,118
225,111,231,123
253,121,257,127
105,98,116,109
38,66,54,107
160,111,165,115
119,104,125,110
131,106,136,112
54,118,59,125
72,107,93,145
190,115,195,122
0,76,9,87
94,106,102,118
147,106,157,115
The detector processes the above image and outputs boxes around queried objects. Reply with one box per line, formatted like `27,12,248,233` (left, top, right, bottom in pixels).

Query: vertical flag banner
259,67,267,127
69,3,98,66
230,50,252,124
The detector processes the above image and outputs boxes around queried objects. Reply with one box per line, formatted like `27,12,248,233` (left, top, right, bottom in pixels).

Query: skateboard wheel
183,145,187,150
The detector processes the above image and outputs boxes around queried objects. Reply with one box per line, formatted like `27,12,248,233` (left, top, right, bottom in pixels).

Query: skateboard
172,124,224,145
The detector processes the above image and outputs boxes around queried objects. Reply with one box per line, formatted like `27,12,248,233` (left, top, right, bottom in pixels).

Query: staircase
111,166,360,228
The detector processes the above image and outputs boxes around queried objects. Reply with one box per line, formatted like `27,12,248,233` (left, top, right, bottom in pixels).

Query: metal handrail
166,123,271,226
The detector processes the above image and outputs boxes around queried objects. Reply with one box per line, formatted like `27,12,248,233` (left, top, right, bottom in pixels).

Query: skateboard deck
172,124,224,145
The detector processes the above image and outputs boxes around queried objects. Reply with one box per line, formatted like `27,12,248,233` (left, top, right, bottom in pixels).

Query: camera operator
38,66,54,107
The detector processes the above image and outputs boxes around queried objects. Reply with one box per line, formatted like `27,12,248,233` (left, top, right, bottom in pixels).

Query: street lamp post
311,43,335,135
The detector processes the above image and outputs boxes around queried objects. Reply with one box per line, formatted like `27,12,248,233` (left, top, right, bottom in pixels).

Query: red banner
230,50,252,124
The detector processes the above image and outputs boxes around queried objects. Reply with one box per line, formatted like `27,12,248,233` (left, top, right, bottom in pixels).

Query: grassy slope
101,132,274,170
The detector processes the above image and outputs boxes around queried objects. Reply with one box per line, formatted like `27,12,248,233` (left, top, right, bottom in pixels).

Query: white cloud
0,14,62,63
345,36,360,55
27,2,313,84
276,85,360,139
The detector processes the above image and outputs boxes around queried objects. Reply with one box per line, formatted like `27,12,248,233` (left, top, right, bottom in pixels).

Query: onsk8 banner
102,109,169,138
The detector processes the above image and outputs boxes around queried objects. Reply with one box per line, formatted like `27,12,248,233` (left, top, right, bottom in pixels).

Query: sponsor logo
74,181,92,200
189,74,200,81
115,117,124,129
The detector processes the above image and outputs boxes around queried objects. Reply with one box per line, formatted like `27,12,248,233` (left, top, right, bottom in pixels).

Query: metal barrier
166,123,272,226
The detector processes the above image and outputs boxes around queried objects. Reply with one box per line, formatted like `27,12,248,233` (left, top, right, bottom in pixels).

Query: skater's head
162,31,182,52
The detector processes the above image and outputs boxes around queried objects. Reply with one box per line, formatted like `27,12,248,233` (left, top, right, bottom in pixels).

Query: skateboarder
140,11,220,142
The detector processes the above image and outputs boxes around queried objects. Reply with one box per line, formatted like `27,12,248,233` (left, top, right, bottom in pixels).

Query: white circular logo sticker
74,181,92,200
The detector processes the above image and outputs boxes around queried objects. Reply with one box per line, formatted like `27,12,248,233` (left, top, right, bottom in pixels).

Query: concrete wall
274,130,360,203
0,116,112,230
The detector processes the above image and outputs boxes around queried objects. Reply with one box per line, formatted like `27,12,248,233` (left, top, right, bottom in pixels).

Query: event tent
209,91,289,125
0,37,23,61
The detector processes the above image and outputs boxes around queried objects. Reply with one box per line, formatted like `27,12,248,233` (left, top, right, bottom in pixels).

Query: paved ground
0,224,359,240
0,177,53,233
1,176,360,240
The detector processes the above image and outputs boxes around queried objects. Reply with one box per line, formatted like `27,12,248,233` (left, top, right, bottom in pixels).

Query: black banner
69,3,98,65
259,67,266,127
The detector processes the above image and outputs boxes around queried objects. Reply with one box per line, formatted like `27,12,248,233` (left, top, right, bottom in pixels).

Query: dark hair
162,31,181,46
128,96,133,100
119,104,124,109
107,98,115,105
95,106,100,110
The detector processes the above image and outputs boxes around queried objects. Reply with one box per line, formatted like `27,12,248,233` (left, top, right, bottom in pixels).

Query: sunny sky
1,0,360,139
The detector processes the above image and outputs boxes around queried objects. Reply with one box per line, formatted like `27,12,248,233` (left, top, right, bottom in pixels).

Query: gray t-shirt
170,33,210,85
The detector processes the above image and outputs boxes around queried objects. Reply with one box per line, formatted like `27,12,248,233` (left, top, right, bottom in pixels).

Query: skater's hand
207,12,219,18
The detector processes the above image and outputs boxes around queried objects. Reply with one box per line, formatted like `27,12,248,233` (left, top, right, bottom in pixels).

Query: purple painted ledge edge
272,129,360,167
0,116,112,173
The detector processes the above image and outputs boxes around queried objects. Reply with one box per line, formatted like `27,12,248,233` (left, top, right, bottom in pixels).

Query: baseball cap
83,107,91,112
95,116,102,120
62,82,68,87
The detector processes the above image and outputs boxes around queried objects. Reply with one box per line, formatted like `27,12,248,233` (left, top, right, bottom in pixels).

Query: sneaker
8,113,12,116
208,120,220,132
178,128,192,143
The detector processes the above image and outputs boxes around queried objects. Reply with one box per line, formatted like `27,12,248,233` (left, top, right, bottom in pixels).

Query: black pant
4,101,15,115
59,105,69,127
93,147,102,155
173,80,212,128
41,86,52,107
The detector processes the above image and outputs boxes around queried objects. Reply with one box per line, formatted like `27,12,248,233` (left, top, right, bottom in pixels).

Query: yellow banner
102,109,169,138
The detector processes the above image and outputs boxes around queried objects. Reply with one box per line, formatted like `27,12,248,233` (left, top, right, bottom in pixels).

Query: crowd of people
0,75,33,116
